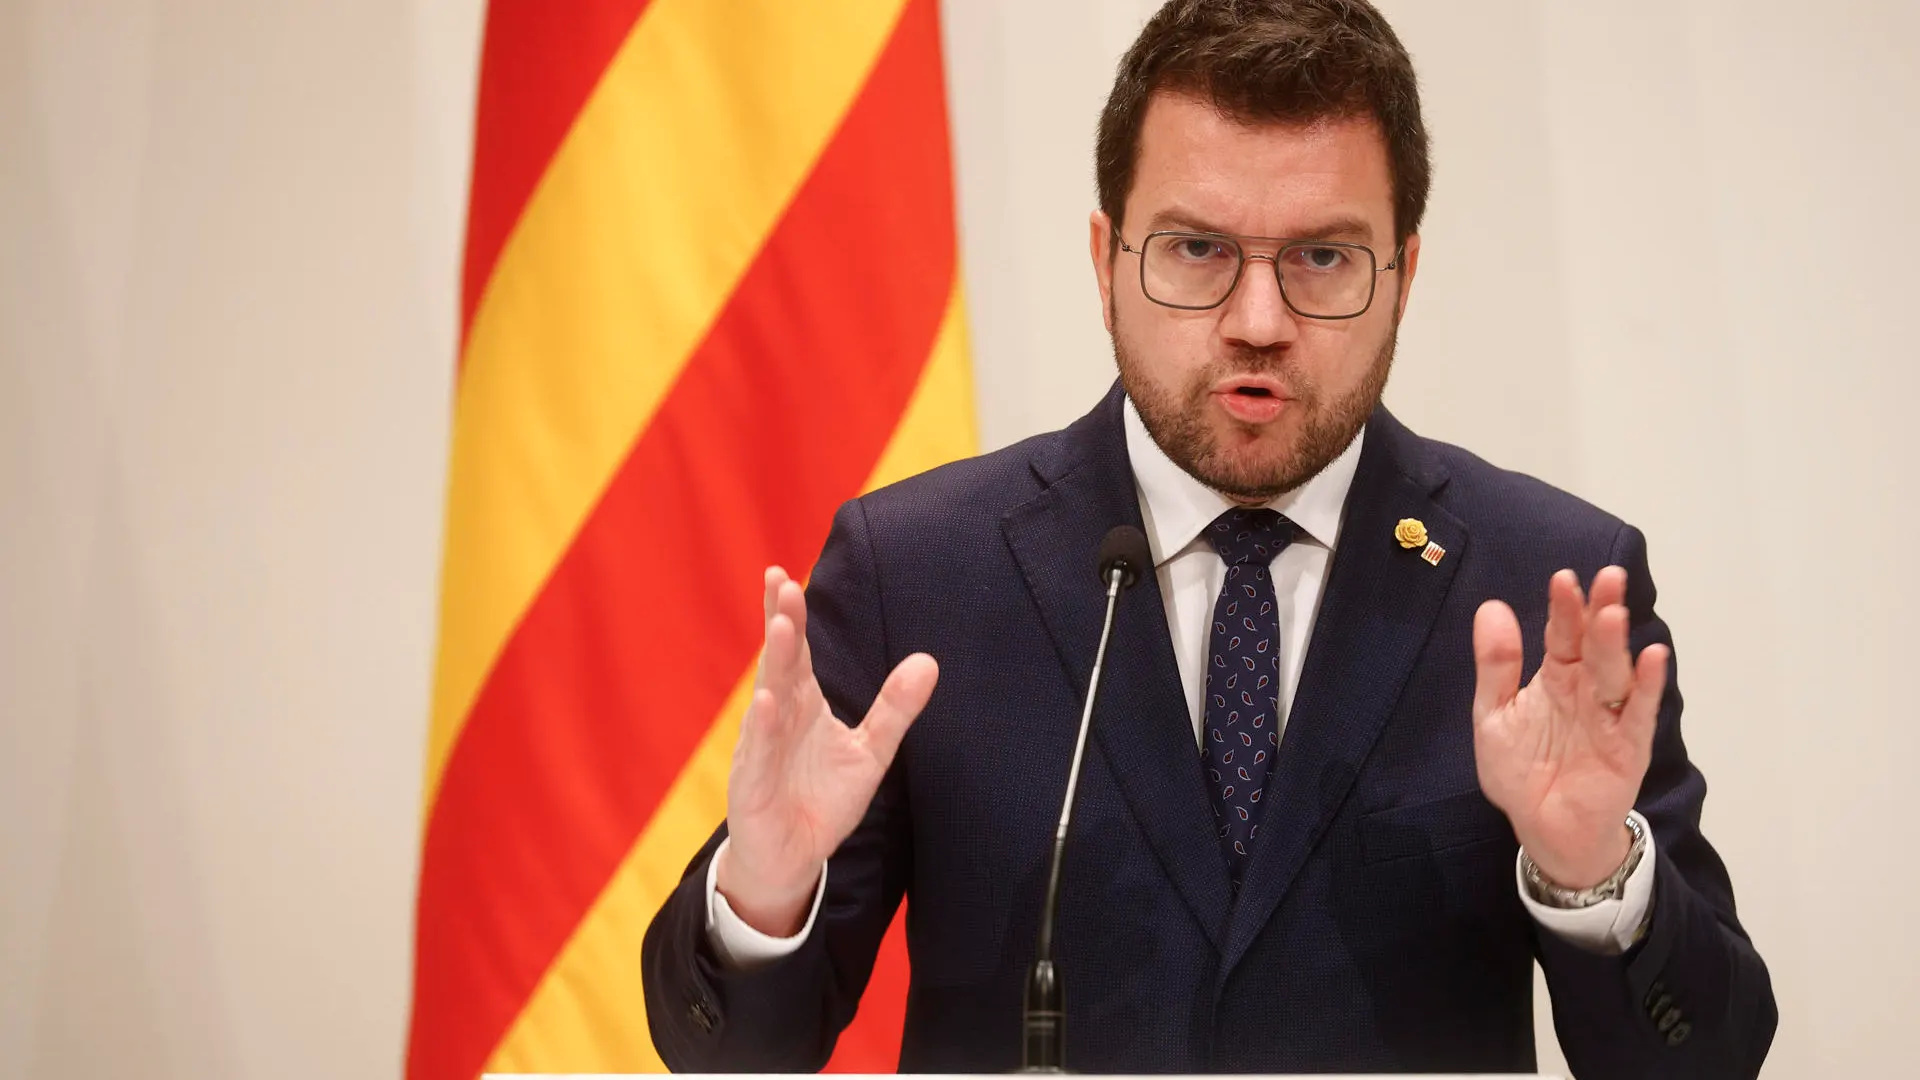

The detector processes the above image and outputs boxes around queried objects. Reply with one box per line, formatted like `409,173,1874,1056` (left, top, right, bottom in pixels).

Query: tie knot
1204,507,1296,566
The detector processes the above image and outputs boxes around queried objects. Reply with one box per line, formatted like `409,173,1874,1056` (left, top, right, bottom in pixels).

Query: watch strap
1520,812,1647,909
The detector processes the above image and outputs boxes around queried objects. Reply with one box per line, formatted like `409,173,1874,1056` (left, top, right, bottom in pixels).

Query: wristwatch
1520,812,1647,909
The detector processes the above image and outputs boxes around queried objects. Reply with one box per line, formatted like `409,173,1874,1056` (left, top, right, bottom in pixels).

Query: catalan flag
406,1,976,1075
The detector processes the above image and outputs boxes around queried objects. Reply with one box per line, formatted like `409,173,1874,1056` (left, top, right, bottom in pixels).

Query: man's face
1091,92,1420,503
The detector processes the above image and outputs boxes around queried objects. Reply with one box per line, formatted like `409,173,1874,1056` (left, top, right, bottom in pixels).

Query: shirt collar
1123,395,1365,568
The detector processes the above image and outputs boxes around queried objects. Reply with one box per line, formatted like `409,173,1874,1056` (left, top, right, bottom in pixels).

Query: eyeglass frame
1114,228,1405,320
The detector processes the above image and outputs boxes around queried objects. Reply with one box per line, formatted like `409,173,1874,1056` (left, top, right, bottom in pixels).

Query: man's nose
1217,254,1301,350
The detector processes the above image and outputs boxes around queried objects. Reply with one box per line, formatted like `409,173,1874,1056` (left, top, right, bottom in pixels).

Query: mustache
1216,344,1287,373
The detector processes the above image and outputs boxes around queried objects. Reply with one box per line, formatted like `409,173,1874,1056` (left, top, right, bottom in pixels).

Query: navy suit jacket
642,386,1776,1076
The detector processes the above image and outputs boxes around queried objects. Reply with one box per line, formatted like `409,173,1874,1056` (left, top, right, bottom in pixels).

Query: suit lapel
1002,387,1234,951
1221,408,1468,976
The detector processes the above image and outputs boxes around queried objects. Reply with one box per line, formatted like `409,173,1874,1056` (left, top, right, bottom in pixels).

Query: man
642,0,1777,1074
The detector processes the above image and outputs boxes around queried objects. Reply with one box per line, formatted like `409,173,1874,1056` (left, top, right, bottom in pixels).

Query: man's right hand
714,566,940,938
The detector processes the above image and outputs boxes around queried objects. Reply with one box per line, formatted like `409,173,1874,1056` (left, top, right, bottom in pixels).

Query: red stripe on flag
409,4,954,1076
826,905,912,1071
460,0,655,346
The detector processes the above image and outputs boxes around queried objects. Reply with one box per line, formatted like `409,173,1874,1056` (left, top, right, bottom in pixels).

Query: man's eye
1299,246,1346,270
1179,239,1226,260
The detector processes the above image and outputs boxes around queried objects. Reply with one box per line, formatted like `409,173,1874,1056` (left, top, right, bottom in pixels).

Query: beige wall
2,2,1913,1078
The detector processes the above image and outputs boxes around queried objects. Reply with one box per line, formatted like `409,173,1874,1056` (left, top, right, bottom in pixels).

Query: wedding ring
1600,696,1628,713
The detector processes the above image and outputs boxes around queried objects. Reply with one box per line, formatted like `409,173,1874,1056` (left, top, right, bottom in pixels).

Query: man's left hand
1472,567,1669,890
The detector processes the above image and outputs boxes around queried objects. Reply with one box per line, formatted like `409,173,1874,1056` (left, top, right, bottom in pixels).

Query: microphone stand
1020,564,1127,1073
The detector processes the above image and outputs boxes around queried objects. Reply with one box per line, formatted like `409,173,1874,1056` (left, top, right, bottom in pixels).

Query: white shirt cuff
703,837,829,968
1516,810,1658,955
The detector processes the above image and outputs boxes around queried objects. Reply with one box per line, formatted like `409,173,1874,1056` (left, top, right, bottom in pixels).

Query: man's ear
1090,211,1117,333
1392,233,1421,321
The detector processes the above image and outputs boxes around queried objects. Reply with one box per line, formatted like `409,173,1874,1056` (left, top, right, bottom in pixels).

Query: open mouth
1211,377,1290,424
1213,374,1289,400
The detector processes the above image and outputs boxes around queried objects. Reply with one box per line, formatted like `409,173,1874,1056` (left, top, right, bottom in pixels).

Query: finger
1619,642,1670,748
769,580,831,731
1582,601,1635,717
762,566,787,625
761,612,804,720
754,567,790,693
1586,565,1628,617
1471,600,1525,723
775,579,813,676
734,687,783,781
856,653,940,767
1542,569,1587,664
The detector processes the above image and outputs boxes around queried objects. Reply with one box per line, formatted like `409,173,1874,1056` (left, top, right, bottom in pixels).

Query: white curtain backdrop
3,2,1914,1077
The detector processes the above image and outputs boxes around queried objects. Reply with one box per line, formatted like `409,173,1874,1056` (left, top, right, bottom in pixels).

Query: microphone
1021,524,1152,1073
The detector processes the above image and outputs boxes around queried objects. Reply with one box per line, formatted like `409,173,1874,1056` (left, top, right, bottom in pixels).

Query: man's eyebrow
1286,216,1377,244
1142,208,1378,245
1144,207,1231,234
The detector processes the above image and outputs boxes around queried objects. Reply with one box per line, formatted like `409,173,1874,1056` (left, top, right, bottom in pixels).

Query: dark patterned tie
1200,507,1297,888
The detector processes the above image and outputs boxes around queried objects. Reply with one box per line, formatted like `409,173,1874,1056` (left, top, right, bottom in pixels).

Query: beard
1112,312,1397,503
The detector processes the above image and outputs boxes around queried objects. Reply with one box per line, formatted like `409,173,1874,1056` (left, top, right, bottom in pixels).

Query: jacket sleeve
641,497,915,1071
1537,523,1778,1079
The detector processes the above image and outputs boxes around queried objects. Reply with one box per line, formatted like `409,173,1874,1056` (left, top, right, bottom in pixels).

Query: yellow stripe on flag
427,0,912,807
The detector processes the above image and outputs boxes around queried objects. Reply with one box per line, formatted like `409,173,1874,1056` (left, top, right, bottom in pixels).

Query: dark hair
1096,0,1430,247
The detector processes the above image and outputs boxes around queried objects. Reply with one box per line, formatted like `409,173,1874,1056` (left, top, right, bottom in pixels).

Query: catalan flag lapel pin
1394,517,1446,566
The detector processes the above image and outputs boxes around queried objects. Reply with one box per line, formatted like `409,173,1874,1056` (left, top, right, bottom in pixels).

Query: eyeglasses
1116,230,1403,319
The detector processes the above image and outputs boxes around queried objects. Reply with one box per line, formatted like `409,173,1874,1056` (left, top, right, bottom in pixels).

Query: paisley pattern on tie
1200,507,1297,888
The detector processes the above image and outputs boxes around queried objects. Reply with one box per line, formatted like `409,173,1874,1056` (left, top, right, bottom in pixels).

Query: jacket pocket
1358,787,1515,865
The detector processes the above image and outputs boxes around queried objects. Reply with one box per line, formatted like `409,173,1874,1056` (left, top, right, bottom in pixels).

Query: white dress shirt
1125,399,1359,748
707,398,1656,963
